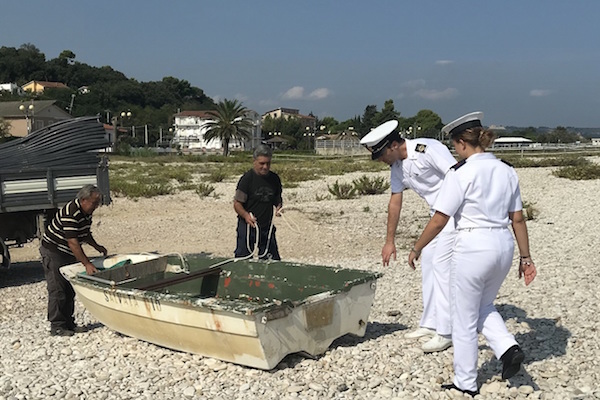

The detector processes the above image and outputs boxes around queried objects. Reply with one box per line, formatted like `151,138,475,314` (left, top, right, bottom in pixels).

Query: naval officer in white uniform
408,112,537,396
360,120,457,353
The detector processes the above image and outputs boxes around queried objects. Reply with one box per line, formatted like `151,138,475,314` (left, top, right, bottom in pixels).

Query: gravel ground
1,162,600,399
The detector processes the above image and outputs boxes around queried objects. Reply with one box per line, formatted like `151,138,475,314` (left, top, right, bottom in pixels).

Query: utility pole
68,94,76,114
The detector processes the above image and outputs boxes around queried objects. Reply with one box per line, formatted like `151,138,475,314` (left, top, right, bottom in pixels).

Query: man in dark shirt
234,145,282,260
40,184,107,336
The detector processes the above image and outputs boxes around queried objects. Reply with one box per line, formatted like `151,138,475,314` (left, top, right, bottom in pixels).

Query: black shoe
441,383,479,397
500,345,525,379
50,327,75,337
67,324,87,333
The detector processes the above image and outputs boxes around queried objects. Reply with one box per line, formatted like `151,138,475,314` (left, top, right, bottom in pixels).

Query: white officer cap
360,120,401,160
441,112,484,137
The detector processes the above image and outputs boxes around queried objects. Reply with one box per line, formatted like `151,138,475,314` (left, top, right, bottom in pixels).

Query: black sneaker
50,327,75,337
501,345,525,379
441,383,479,397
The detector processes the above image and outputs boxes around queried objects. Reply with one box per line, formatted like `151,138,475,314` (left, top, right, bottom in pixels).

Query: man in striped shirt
40,184,107,337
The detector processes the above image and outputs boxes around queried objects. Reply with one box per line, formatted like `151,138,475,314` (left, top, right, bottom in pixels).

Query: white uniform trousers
432,231,456,336
418,235,437,330
418,228,454,332
451,228,518,392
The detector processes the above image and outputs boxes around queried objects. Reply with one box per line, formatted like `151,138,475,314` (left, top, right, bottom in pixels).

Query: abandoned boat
60,253,382,369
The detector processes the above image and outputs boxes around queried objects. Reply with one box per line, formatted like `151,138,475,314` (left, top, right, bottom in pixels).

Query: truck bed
0,160,110,213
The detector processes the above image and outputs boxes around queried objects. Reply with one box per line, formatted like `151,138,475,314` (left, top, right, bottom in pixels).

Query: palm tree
204,99,253,156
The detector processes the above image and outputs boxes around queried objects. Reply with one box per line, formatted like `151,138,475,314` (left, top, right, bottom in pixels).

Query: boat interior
79,253,381,306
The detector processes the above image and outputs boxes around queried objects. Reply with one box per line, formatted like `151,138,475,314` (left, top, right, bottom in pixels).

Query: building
0,83,25,96
171,110,262,152
491,137,533,148
261,107,316,131
22,80,69,93
0,100,72,137
591,138,600,146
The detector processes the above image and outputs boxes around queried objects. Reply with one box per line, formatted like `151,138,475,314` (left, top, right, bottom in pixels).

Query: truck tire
0,238,10,269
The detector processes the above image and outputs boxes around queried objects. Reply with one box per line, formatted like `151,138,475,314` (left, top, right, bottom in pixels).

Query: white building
491,137,533,148
171,110,262,152
591,138,600,146
0,83,25,96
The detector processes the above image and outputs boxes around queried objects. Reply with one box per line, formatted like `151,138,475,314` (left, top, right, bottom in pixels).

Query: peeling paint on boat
60,253,382,369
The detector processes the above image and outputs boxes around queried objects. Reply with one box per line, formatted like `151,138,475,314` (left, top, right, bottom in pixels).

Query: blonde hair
451,127,496,150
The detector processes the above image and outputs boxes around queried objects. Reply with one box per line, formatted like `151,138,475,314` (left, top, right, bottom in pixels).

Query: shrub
552,163,600,180
276,166,320,184
522,201,538,221
195,183,215,197
502,156,591,168
352,175,390,195
111,180,174,198
153,166,192,183
207,169,229,183
327,180,356,199
315,194,330,201
178,183,197,191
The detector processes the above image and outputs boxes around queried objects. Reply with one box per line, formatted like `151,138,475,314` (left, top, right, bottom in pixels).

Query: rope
277,206,302,234
244,206,277,260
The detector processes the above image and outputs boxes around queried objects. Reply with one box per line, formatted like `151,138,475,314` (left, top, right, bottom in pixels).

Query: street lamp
407,125,421,139
110,110,133,148
120,111,134,138
303,126,315,149
19,103,35,134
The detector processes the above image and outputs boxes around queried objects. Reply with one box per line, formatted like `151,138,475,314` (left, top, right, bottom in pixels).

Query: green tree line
1,43,586,147
0,43,215,135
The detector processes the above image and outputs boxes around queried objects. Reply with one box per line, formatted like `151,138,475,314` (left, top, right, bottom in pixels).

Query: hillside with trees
0,43,215,140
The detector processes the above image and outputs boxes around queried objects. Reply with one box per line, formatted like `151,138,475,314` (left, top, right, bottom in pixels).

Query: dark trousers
40,245,77,329
234,219,280,260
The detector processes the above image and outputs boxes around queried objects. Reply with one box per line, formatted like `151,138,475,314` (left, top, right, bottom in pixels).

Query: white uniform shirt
433,152,522,230
390,138,456,214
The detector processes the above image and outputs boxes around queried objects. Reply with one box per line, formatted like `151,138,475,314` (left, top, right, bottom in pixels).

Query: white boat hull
61,253,380,369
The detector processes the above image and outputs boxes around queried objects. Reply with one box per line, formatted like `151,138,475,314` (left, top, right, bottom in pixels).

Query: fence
315,140,368,156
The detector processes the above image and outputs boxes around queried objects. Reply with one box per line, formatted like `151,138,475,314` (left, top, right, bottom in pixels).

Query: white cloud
308,88,331,100
530,89,552,97
234,93,248,102
414,88,459,100
280,86,332,101
402,79,426,89
281,86,305,100
435,60,454,65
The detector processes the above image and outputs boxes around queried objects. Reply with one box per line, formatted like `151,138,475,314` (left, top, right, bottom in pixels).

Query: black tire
1,238,10,269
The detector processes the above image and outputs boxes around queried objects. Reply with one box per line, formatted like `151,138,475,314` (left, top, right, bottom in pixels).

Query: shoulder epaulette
415,143,427,153
500,159,514,168
451,159,467,170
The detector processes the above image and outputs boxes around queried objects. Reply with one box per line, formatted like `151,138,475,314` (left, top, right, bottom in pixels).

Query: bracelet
520,255,531,259
411,248,421,256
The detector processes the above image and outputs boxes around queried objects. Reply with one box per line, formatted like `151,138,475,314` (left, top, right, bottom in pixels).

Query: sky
2,1,600,128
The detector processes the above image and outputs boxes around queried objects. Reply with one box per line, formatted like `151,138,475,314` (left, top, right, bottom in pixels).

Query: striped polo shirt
42,199,92,255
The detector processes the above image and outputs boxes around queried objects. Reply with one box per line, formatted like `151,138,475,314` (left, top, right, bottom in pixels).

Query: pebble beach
2,160,600,400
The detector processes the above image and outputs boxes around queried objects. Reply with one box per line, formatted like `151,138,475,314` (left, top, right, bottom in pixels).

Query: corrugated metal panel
55,176,98,191
2,179,48,194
